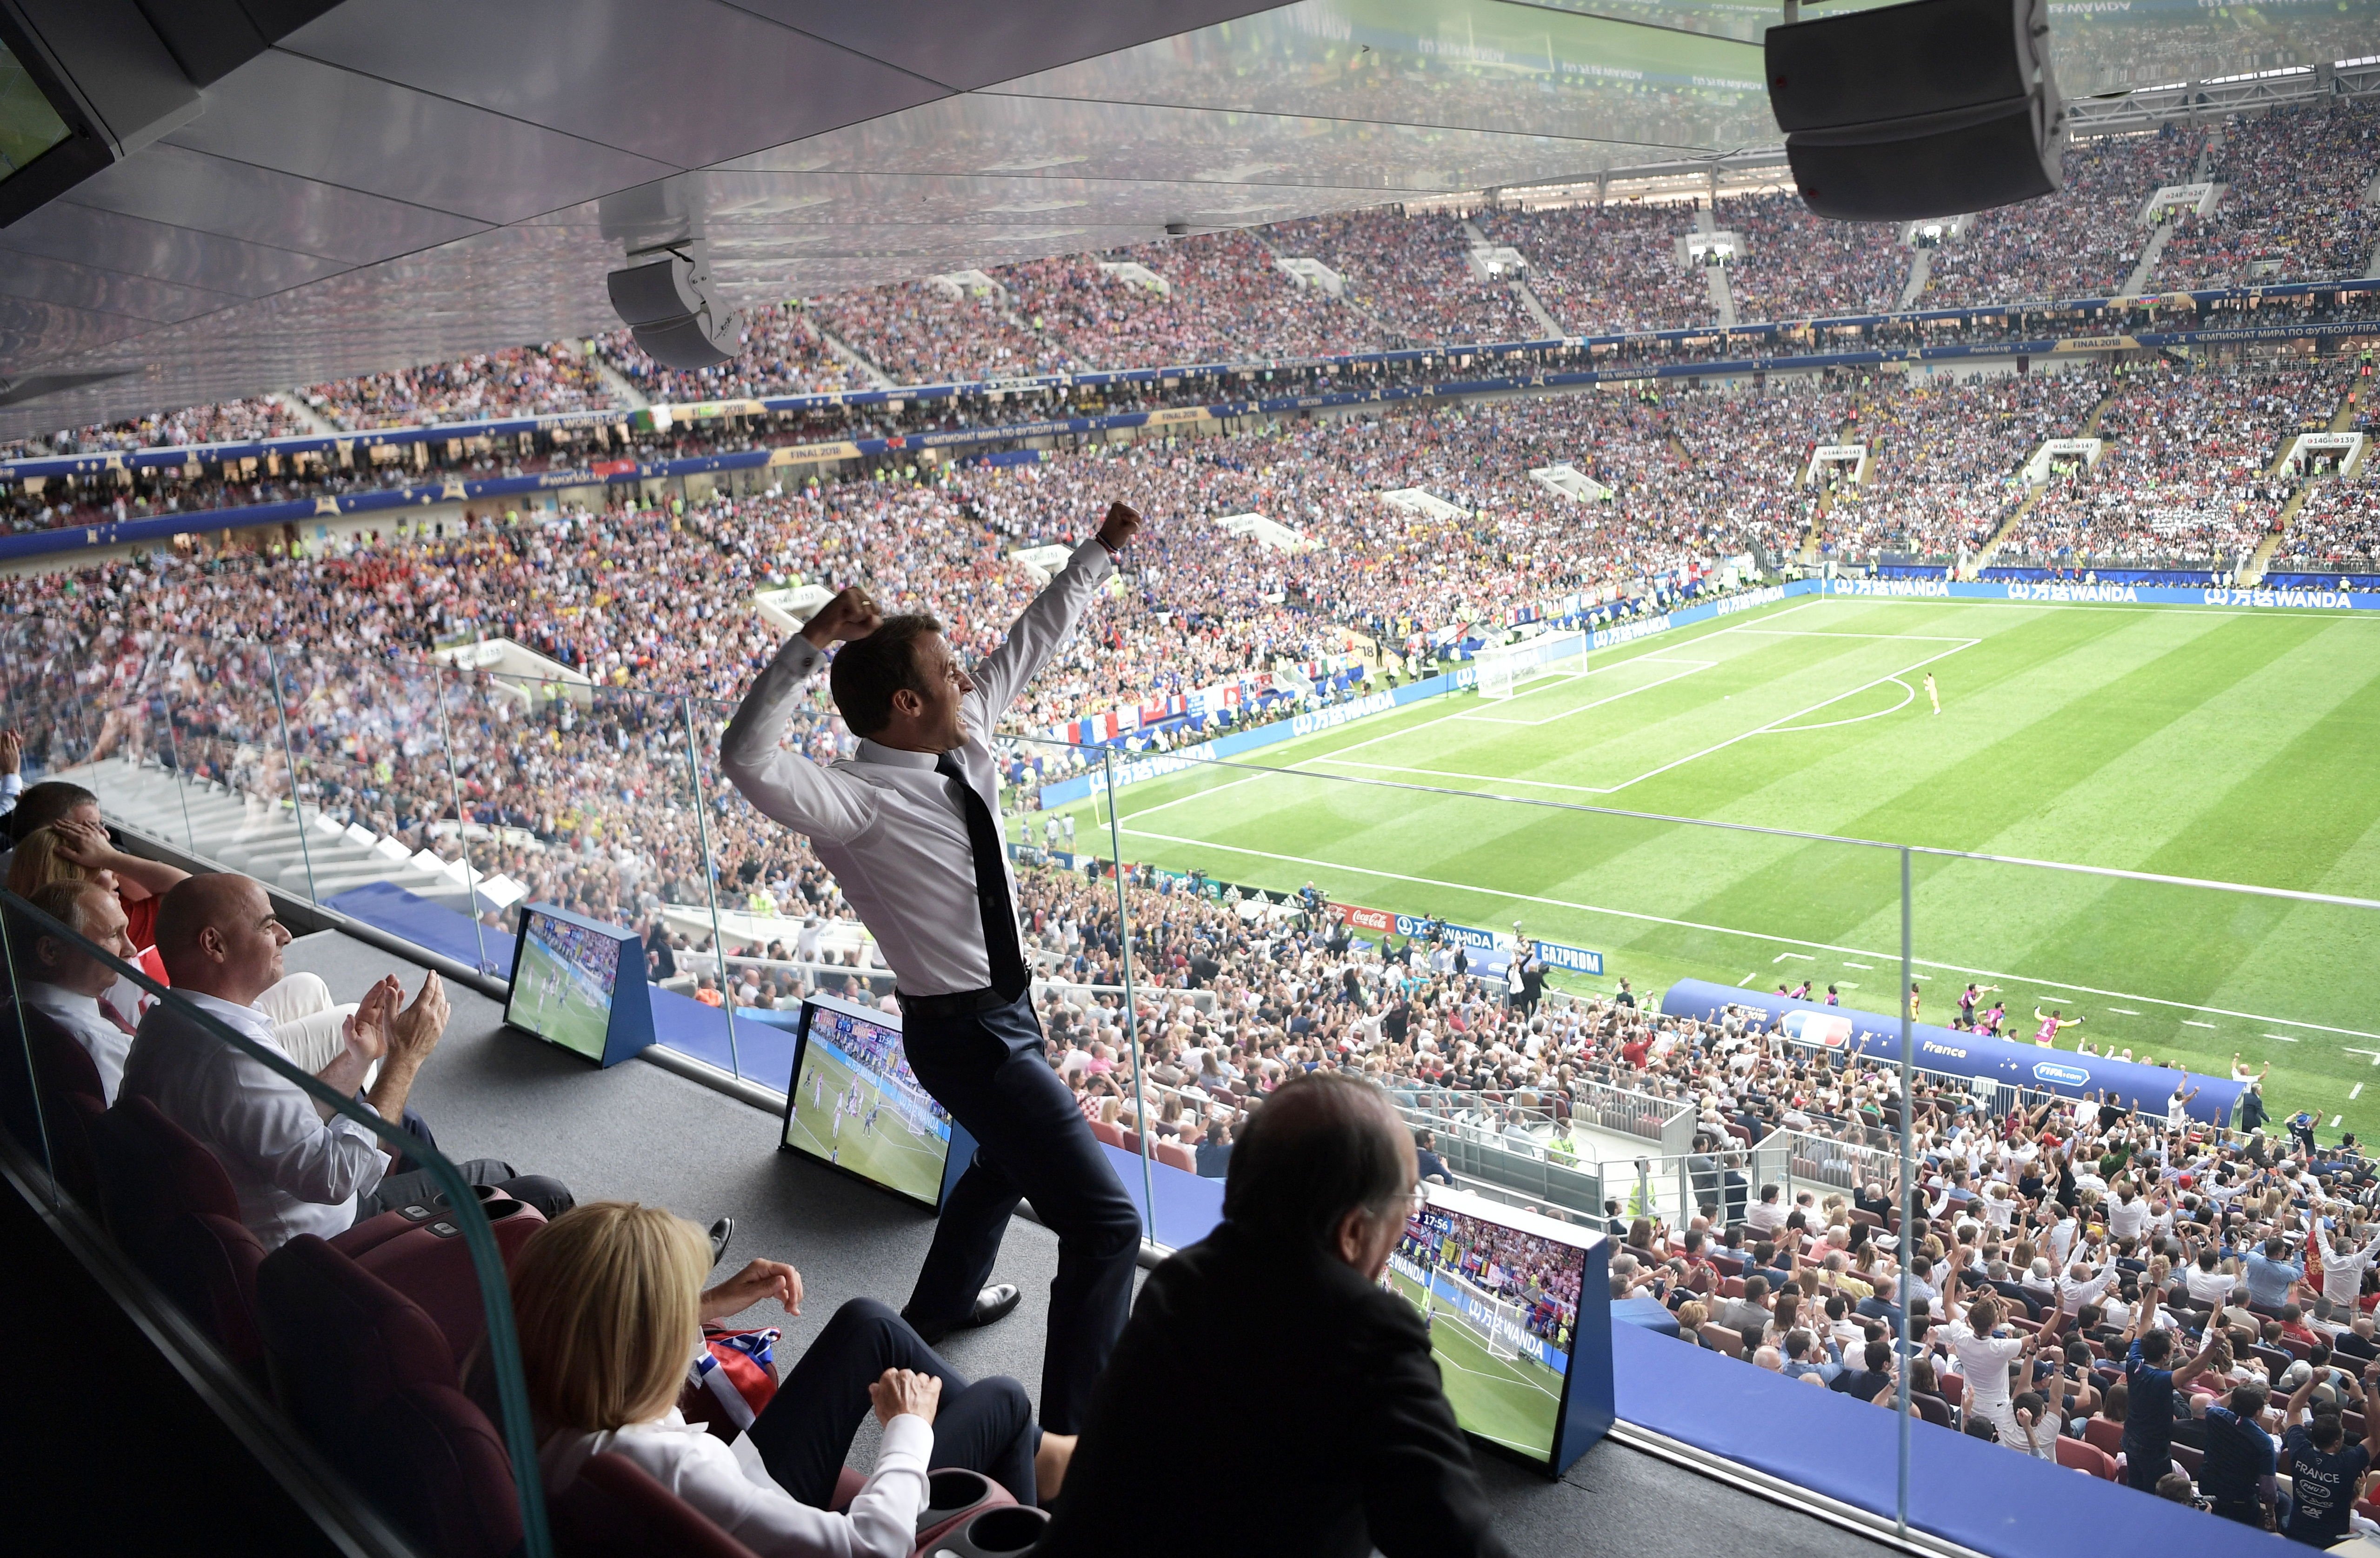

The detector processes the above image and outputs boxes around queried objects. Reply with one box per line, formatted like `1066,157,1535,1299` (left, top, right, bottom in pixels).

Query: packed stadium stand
6,6,2379,1558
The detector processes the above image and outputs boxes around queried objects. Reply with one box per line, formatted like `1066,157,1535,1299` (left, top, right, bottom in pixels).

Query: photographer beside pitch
719,501,1144,1436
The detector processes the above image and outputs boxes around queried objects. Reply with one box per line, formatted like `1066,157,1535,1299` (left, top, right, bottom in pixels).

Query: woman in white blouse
517,1202,1071,1558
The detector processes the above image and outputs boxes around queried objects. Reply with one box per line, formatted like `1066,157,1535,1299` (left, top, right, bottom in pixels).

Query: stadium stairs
1896,249,1933,311
2240,383,2363,585
274,392,340,438
1694,205,1737,329
67,759,481,915
588,356,649,410
809,322,898,390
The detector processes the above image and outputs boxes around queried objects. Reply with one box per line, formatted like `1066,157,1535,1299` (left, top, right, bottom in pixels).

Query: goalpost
1473,631,1589,701
1440,1269,1525,1362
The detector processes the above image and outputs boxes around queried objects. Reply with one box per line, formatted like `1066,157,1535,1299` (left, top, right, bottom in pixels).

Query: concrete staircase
1898,249,1933,310
2117,221,2179,300
2239,387,2362,585
808,322,898,390
1694,205,1737,328
68,757,482,913
590,356,649,409
275,393,340,437
1972,487,2046,573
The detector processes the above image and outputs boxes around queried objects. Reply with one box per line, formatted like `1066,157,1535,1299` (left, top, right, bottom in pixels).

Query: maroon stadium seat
913,1467,1016,1550
349,1193,547,1359
1153,1140,1196,1173
553,1451,762,1558
1088,1120,1125,1149
2055,1436,2116,1479
2083,1417,2125,1459
255,1234,524,1558
0,1001,108,1208
91,1097,270,1376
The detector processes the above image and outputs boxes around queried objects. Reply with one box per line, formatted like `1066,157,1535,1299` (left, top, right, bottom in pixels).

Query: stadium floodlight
1766,0,2068,221
606,239,746,371
1474,632,1590,702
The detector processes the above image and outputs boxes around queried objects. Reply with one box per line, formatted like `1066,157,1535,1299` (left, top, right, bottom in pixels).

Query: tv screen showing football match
1385,1189,1592,1465
780,997,954,1208
506,909,623,1061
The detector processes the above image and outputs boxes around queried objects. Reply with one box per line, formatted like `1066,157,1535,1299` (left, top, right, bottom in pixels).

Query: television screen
1385,1188,1594,1466
506,909,624,1061
780,995,953,1209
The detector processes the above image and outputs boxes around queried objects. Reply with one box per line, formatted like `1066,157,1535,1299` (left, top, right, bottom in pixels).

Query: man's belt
896,985,1020,1022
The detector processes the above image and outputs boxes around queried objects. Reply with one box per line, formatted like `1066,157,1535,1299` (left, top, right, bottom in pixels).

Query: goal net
1473,631,1588,701
1440,1269,1525,1361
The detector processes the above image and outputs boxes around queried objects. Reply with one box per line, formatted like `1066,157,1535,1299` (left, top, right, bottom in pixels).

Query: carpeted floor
282,930,1886,1558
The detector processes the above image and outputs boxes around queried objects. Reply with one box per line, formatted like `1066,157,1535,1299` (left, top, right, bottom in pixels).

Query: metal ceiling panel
0,200,350,298
0,248,238,324
0,298,161,376
65,142,487,265
278,0,950,170
163,49,679,223
727,0,1292,92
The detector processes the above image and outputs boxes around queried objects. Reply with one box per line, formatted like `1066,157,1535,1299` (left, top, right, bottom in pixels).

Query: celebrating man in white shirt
720,502,1145,1434
119,873,571,1249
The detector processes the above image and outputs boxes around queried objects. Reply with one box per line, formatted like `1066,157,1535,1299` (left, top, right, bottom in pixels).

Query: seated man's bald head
1223,1071,1415,1270
154,873,287,1003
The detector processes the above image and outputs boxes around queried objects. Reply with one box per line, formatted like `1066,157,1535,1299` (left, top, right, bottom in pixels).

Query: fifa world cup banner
1658,978,2244,1125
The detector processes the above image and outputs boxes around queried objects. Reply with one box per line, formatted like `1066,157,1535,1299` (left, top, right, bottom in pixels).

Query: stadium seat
349,1194,547,1359
1719,1276,1745,1299
254,1235,523,1558
0,1002,108,1209
1153,1140,1196,1173
552,1451,762,1558
2055,1436,2117,1479
1088,1120,1125,1149
1939,1373,1966,1405
90,1097,270,1376
923,1504,1050,1557
2084,1417,2125,1459
2171,1442,2203,1478
1913,1392,1951,1429
1117,1131,1143,1155
913,1467,1016,1551
1697,1323,1745,1358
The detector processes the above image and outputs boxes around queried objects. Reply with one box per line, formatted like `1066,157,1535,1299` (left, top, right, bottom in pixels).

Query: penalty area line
1113,824,2380,1045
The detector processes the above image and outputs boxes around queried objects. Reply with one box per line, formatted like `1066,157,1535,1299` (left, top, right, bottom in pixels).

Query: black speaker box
1766,0,2067,221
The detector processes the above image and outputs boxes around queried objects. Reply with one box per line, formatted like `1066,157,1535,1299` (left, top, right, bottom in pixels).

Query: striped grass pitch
1062,595,2380,1137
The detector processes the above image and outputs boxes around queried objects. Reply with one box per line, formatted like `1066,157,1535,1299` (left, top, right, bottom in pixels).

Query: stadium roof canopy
0,0,2372,438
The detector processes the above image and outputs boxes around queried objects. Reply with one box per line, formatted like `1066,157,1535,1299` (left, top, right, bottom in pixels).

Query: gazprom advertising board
1659,979,2242,1124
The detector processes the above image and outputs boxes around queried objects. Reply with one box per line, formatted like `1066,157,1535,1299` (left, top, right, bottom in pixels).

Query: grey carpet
281,930,1890,1558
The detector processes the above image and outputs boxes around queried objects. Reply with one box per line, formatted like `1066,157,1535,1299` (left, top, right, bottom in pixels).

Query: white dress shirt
720,535,1115,998
119,989,389,1249
542,1407,930,1558
22,979,134,1105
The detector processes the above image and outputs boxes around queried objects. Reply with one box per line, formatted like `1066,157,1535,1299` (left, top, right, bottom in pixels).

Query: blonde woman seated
517,1202,1071,1558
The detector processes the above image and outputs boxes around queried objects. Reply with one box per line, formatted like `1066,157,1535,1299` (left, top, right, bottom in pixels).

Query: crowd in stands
2160,101,2380,288
2002,358,2344,566
2278,479,2380,572
1920,128,2201,306
1636,1047,2380,1538
8,100,2380,485
1726,192,1909,321
1822,369,2108,560
1267,211,1539,347
1477,202,1713,335
1004,232,1378,367
812,285,1081,383
306,342,618,430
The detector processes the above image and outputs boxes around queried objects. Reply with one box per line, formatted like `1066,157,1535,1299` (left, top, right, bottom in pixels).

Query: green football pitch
785,1044,950,1205
1384,1262,1566,1458
1059,594,2380,1138
508,938,613,1061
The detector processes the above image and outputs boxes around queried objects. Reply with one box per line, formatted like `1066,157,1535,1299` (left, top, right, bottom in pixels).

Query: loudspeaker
1765,0,2067,222
605,240,745,371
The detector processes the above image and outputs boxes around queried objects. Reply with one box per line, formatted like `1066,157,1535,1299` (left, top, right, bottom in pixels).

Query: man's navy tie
938,750,1030,1000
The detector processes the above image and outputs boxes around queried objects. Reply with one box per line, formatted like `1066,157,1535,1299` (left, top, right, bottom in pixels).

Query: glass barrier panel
0,888,552,1557
1911,846,2380,1535
136,635,311,885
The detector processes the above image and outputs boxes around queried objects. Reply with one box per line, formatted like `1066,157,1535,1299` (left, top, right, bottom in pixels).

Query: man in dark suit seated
1038,1072,1508,1558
